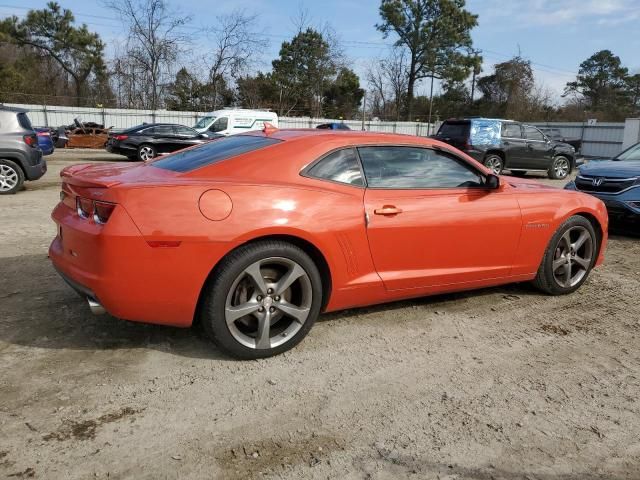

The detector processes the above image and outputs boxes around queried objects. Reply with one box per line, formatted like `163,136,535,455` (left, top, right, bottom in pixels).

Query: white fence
5,102,631,157
4,103,435,138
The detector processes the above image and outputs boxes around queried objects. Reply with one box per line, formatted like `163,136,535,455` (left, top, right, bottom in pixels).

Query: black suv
433,118,577,179
0,106,47,194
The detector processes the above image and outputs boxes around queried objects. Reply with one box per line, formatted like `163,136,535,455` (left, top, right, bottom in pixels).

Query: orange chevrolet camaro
49,128,608,359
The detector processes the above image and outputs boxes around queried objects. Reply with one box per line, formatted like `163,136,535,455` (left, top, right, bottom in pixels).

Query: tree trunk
406,58,417,121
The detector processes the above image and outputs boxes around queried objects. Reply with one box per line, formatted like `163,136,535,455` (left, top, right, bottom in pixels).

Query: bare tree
366,48,408,119
106,0,191,109
203,10,267,110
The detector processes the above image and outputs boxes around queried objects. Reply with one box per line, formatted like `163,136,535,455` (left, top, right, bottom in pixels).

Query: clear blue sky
1,0,638,102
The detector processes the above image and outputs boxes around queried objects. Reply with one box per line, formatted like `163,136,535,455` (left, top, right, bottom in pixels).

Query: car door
360,145,522,290
148,125,177,153
523,125,554,170
501,122,528,169
208,117,229,135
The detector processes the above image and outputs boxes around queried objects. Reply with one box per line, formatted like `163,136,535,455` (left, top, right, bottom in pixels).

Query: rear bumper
23,149,47,180
49,201,232,327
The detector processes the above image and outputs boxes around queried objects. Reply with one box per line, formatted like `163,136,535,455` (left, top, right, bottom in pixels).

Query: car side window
358,146,484,189
502,123,522,138
524,126,545,141
174,126,197,136
305,148,364,186
209,117,228,133
147,125,173,136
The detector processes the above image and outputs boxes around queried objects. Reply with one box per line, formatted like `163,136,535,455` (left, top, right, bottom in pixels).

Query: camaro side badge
526,223,550,229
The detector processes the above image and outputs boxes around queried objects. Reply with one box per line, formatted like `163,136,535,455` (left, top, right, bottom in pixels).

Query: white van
194,109,278,136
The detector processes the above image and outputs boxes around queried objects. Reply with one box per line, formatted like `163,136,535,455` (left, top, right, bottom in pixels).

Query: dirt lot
1,150,639,479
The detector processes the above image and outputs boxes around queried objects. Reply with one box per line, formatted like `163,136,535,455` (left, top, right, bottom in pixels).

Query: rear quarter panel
511,188,608,276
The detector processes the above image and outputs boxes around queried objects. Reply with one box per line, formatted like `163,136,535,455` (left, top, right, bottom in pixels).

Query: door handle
374,206,403,216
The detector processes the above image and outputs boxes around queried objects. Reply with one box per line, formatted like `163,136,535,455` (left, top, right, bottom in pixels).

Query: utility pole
470,48,482,104
361,90,366,131
427,76,435,136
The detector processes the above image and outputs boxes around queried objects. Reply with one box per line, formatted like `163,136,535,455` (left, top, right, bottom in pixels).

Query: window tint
437,121,470,138
152,135,281,172
209,117,228,132
17,112,33,130
143,125,173,135
524,126,544,141
174,126,197,136
358,146,484,189
502,123,522,138
306,148,363,186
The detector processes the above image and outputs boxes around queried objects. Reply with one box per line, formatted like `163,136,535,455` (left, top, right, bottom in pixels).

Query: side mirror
486,174,500,189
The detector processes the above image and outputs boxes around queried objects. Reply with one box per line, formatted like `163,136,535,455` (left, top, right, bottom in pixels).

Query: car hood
503,175,558,190
578,160,640,178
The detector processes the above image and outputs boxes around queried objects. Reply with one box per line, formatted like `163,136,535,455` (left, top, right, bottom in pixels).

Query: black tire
0,159,25,195
200,240,323,359
483,154,504,175
548,155,571,179
510,171,527,177
532,215,598,295
137,144,156,161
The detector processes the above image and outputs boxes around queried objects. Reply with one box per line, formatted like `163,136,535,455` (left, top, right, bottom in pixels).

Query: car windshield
152,135,282,172
615,143,640,161
194,116,215,129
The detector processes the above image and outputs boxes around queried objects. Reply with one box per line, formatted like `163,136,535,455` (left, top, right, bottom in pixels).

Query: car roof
0,105,28,113
243,128,431,143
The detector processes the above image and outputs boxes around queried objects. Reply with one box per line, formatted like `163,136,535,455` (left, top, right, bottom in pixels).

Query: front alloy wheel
533,215,597,295
549,156,570,179
201,241,323,359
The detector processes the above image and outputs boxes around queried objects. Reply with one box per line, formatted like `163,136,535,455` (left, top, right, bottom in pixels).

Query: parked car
316,122,351,130
565,141,640,229
538,127,582,153
106,123,210,161
50,128,607,359
36,128,55,155
0,106,47,194
433,118,577,179
193,109,278,136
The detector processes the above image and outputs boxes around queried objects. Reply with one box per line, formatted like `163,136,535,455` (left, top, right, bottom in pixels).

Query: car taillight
94,201,116,224
23,134,37,147
76,197,116,224
113,134,128,141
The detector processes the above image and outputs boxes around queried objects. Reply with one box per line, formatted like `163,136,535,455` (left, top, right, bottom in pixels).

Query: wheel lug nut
274,296,280,301
257,295,262,301
267,288,274,294
269,307,275,313
258,307,264,312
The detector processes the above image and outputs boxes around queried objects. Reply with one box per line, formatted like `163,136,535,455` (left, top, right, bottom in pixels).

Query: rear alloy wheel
201,241,323,359
549,155,571,179
137,144,156,161
0,159,25,195
484,154,504,175
533,216,597,295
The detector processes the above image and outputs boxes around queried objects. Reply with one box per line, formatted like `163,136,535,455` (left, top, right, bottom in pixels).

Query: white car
194,109,278,136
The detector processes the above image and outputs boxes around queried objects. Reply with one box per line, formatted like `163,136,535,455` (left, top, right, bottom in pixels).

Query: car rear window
436,121,469,138
152,135,282,172
17,112,33,130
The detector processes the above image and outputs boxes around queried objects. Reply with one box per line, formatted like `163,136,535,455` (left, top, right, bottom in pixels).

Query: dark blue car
36,128,55,155
565,142,640,229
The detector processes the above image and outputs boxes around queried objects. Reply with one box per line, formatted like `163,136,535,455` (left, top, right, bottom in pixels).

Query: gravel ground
1,150,639,479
